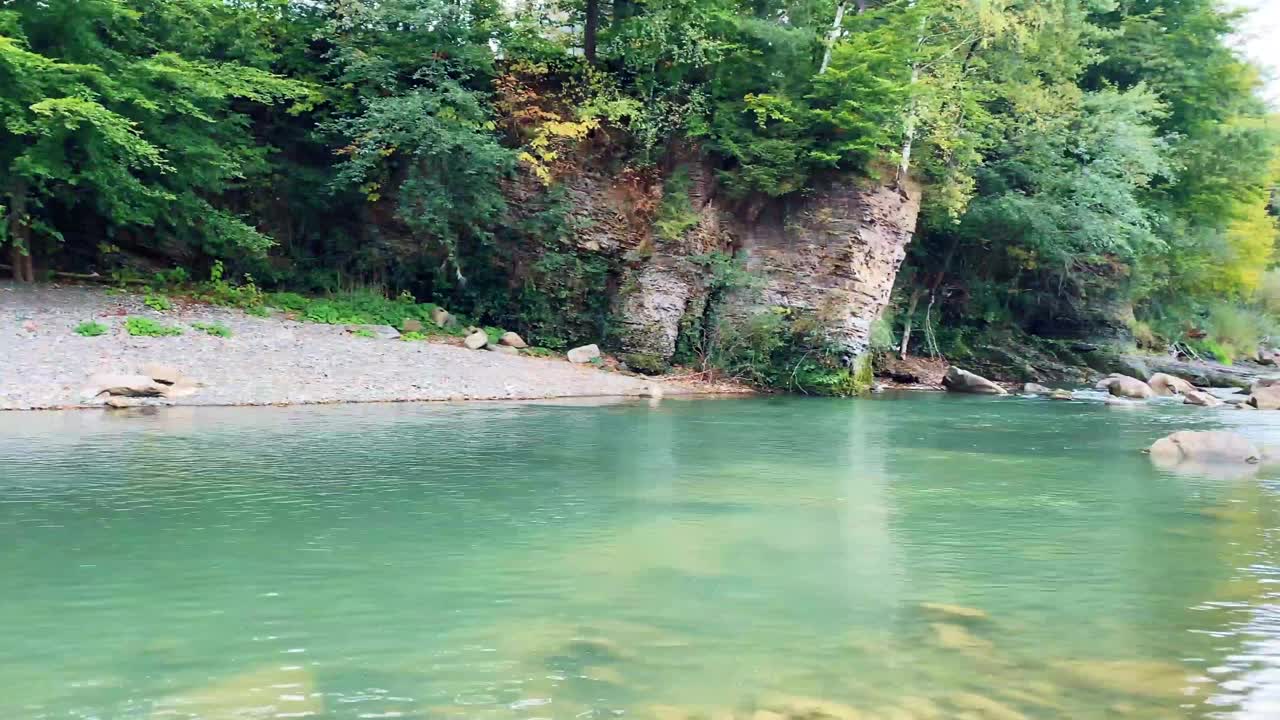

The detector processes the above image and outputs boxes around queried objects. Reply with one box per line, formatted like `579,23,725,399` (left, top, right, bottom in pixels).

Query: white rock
464,330,489,350
567,344,601,364
489,344,519,356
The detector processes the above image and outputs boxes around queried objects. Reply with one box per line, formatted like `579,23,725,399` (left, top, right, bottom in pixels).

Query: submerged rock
764,695,864,720
1149,431,1264,468
464,330,489,350
1052,659,1192,700
930,622,993,653
150,664,321,718
942,367,1007,395
949,693,1027,720
567,344,601,364
919,602,989,622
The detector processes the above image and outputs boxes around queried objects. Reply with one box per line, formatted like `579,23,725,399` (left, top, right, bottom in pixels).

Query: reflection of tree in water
1197,478,1280,718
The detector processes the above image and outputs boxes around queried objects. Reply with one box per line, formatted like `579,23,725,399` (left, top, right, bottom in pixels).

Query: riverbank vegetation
2,0,1278,390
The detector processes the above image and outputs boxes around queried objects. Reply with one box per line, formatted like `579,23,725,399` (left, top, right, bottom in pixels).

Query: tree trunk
584,0,599,63
900,287,922,360
6,180,33,282
895,2,925,188
819,2,847,75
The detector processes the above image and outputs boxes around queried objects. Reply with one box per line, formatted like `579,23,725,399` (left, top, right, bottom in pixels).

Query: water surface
2,394,1279,719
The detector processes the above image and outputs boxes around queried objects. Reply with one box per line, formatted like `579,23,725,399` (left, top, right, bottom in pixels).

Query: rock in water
1049,389,1074,401
141,363,183,385
402,318,424,333
567,344,601,364
81,373,166,400
1149,431,1263,467
1148,372,1197,397
464,330,489,350
1098,374,1154,399
499,331,528,349
1249,384,1280,410
1023,383,1052,394
942,367,1007,395
1182,389,1223,407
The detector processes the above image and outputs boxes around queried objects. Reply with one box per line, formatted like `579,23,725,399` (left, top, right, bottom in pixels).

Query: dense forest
2,0,1278,388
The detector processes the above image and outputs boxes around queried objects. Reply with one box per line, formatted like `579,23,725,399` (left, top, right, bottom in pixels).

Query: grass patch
74,320,108,337
144,294,172,312
400,331,427,341
191,321,232,337
125,316,183,337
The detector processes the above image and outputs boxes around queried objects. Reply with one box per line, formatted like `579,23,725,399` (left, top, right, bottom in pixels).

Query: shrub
74,321,108,337
125,317,183,337
1202,303,1273,362
191,321,232,337
144,294,172,312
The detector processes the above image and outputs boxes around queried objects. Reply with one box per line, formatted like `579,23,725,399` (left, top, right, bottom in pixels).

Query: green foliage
73,320,108,337
655,167,700,243
191,321,231,337
710,307,870,395
401,331,427,341
144,294,172,312
353,328,379,338
124,316,182,337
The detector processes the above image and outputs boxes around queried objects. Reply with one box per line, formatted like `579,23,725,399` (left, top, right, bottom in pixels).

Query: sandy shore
0,283,710,411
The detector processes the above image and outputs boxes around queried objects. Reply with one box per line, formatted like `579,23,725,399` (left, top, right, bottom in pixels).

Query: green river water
3,394,1280,720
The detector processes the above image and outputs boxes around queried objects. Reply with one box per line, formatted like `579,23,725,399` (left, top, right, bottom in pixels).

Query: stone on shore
464,330,489,350
942,367,1007,395
81,373,166,400
347,324,400,340
488,344,519,356
1099,374,1154,399
1023,383,1051,394
500,331,528,349
567,344,601,364
402,318,424,333
431,307,455,328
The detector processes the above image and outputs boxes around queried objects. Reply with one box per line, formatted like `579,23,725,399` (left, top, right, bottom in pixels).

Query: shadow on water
1,395,1279,718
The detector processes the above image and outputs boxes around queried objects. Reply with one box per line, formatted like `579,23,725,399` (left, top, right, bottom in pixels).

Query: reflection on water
1,395,1279,719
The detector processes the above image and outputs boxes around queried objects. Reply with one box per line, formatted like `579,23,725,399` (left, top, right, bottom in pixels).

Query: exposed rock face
723,182,922,363
603,164,920,369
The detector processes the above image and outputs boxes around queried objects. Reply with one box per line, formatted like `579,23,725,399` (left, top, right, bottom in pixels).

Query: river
1,394,1278,719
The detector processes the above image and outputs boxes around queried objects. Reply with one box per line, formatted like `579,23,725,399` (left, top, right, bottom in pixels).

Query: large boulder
463,330,489,350
942,367,1007,395
1149,431,1265,472
1148,372,1197,397
1098,374,1154,400
567,344,601,364
499,331,528,349
1249,384,1280,410
431,307,457,329
1023,382,1052,395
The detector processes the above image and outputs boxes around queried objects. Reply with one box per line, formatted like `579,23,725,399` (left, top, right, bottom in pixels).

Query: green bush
144,294,172,312
125,317,183,337
191,321,232,337
1201,303,1273,362
74,321,108,337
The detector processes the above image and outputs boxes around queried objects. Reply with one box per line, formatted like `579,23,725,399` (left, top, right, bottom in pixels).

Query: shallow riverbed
2,394,1279,719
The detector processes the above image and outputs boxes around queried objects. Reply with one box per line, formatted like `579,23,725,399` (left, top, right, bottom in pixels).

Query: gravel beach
0,282,695,411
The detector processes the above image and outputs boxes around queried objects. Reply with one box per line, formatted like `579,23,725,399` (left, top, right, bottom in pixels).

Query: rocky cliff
505,160,920,374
